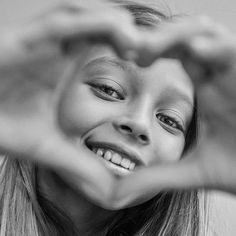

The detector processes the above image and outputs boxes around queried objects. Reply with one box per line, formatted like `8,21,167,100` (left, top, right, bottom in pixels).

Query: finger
189,36,236,68
31,0,114,19
135,16,219,67
33,132,116,208
57,11,140,60
0,116,116,207
18,5,140,62
115,159,205,208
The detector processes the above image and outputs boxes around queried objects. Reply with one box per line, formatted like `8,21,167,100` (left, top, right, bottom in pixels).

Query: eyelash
156,113,184,133
91,83,124,100
90,82,185,132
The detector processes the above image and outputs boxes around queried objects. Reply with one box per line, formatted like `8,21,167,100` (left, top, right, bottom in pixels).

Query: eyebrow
84,56,194,108
83,56,128,72
161,87,194,109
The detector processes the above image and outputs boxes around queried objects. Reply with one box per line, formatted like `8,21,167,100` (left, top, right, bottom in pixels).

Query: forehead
139,58,194,104
81,46,194,106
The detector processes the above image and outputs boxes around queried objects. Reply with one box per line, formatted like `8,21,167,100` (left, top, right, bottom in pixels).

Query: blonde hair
0,157,208,236
0,159,44,236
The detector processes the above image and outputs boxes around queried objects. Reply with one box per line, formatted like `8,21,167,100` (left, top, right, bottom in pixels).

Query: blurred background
0,0,236,235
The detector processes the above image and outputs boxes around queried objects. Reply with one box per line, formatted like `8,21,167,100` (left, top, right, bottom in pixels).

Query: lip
85,140,144,167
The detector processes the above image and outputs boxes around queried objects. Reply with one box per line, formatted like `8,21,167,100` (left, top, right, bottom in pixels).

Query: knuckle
197,16,228,36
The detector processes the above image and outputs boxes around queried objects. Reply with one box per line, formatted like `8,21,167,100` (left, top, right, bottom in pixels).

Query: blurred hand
0,0,141,208
2,3,236,210
114,16,236,208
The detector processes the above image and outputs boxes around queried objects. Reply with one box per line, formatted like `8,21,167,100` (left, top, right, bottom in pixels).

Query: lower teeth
107,160,128,170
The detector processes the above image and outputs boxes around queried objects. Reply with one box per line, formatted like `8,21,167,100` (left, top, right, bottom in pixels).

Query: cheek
57,84,120,136
150,130,185,164
124,132,185,208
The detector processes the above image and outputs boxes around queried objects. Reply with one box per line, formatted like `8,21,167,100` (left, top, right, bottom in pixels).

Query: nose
114,117,150,145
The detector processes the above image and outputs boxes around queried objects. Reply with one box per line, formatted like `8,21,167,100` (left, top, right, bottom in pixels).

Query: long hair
0,1,208,235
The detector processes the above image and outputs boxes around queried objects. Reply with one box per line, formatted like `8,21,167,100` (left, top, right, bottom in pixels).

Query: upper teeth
92,147,135,171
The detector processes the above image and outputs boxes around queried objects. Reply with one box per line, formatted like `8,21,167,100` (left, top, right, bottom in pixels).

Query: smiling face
58,46,194,178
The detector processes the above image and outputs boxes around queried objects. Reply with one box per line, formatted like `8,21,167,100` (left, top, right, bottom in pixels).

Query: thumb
115,159,205,207
32,133,116,207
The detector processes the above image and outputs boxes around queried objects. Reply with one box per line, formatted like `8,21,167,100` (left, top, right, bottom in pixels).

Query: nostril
116,122,150,144
139,134,149,143
120,125,132,133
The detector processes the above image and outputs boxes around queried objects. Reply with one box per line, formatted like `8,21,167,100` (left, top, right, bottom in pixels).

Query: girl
0,0,236,235
0,1,202,235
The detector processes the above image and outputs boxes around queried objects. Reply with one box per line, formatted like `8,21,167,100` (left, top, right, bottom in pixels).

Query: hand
0,1,141,208
113,16,236,207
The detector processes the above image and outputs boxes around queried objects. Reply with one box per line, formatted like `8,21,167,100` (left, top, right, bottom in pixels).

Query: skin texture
0,1,142,207
37,45,194,231
59,46,193,166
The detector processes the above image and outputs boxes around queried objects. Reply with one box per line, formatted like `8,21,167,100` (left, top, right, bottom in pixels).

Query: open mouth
86,141,141,176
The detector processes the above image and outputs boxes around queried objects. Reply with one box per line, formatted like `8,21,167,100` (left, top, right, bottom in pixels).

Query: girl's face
59,46,194,178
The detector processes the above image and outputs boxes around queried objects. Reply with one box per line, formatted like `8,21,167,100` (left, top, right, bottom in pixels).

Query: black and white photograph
0,0,236,235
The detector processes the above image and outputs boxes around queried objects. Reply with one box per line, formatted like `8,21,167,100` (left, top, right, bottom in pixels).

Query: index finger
135,16,221,67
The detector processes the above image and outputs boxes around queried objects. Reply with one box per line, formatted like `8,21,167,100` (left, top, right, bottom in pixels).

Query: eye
96,84,123,99
89,80,125,100
156,113,184,133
